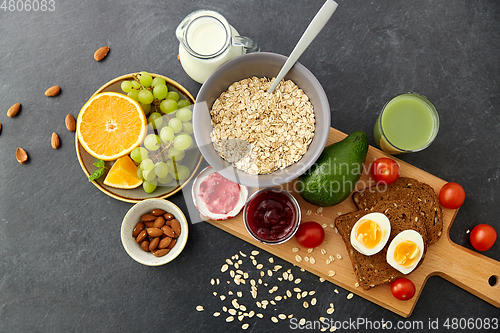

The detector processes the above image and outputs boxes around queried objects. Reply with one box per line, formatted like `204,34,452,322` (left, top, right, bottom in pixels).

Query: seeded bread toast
352,177,443,244
334,200,428,290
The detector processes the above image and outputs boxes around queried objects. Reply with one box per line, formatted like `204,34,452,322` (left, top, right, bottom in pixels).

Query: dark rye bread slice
352,177,443,245
335,200,427,290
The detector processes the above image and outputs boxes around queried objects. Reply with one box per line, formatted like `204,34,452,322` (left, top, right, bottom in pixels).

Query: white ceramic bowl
121,199,188,266
193,52,331,188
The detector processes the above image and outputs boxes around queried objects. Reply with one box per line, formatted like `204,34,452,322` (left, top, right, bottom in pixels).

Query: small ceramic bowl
243,187,301,245
121,199,189,266
191,166,248,220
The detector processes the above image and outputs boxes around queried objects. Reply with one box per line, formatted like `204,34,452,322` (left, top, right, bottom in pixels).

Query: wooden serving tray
206,128,500,317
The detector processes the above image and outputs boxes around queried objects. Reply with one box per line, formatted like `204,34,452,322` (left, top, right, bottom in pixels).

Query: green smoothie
374,93,439,154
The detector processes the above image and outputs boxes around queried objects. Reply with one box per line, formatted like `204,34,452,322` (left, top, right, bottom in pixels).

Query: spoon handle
267,0,338,94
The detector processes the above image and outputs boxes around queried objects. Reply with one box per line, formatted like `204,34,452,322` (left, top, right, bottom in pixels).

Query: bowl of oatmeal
193,52,330,188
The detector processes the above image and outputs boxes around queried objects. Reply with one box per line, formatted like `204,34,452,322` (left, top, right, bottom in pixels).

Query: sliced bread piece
352,177,443,244
335,200,427,290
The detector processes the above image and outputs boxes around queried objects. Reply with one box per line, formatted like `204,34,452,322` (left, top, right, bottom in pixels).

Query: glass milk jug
176,10,260,84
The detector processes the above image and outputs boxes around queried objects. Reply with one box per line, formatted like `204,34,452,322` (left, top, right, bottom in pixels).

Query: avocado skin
298,131,369,207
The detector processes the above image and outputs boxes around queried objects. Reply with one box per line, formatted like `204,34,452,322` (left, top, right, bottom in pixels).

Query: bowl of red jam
243,187,301,245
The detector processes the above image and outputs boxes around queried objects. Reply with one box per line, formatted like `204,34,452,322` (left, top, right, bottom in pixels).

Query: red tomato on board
439,182,466,209
295,222,325,248
371,158,400,185
391,278,416,301
470,224,497,251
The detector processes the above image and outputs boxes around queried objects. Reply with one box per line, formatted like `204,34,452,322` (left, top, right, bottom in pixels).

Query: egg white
386,229,425,274
350,212,391,256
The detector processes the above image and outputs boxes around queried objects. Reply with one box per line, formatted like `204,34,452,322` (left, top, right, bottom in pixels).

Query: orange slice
77,92,146,161
103,155,143,189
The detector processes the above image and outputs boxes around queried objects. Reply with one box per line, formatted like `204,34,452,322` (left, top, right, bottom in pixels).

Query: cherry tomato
391,278,416,301
439,182,465,209
470,224,497,251
371,158,400,185
295,221,325,248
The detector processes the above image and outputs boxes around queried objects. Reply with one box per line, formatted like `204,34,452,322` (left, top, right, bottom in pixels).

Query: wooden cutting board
206,128,500,317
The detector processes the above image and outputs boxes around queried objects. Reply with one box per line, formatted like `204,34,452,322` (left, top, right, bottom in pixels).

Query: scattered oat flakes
292,247,299,253
275,295,282,301
354,282,360,288
336,254,342,260
310,257,316,264
256,264,263,269
242,323,249,330
256,313,264,318
306,209,312,216
330,326,337,332
307,248,314,253
271,316,279,323
327,307,335,315
295,255,303,262
322,223,328,228
301,291,308,298
213,312,221,317
309,291,316,296
347,293,354,299
220,295,226,301
294,278,301,284
196,305,204,311
330,224,334,228
269,257,274,263
299,318,306,326
213,291,217,296
229,309,237,315
239,251,247,257
223,306,228,312
334,289,339,294
319,277,325,282
304,256,309,262
251,250,259,255
248,310,255,318
326,259,331,265
288,314,294,319
329,255,335,262
311,298,317,306
210,278,215,285
293,287,301,292
286,290,292,297
237,291,243,298
270,300,276,305
321,248,327,255
221,264,229,272
226,259,233,265
328,271,336,277
226,316,234,322
303,301,309,309
216,278,220,285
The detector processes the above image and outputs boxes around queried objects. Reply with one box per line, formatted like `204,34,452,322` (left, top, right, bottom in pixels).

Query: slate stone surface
0,0,498,332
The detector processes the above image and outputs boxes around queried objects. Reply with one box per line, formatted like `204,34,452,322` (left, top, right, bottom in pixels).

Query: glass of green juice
373,93,439,155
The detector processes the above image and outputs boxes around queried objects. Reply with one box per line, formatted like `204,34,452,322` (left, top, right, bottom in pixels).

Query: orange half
103,155,143,189
77,92,146,161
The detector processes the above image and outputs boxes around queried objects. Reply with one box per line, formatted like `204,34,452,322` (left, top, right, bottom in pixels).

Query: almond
94,46,110,61
16,147,28,164
147,227,164,237
65,114,76,132
7,103,21,117
154,248,170,257
51,132,60,149
162,225,175,238
45,85,61,97
149,237,160,252
159,237,172,249
153,216,165,229
169,219,181,237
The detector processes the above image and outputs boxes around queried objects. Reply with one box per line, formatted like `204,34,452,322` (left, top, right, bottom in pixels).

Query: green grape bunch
121,71,197,194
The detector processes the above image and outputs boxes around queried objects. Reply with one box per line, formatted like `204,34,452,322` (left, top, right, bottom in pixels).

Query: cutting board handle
427,234,500,307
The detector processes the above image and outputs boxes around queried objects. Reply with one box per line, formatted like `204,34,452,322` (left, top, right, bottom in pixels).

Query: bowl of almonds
121,198,188,266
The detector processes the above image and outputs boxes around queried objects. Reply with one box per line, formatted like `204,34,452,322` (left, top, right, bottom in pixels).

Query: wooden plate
75,73,202,203
206,127,500,317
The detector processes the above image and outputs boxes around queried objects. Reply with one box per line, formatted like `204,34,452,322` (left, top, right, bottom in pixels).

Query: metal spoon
267,0,338,94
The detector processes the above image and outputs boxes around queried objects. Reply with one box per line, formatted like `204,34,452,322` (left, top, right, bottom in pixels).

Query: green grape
177,99,191,109
121,81,133,93
144,134,161,151
172,164,190,181
148,112,163,130
169,118,183,133
168,148,185,162
140,158,155,172
138,71,153,88
140,102,151,114
173,134,193,151
151,77,166,87
160,126,174,143
157,173,173,185
143,180,157,193
130,147,148,163
127,90,139,102
160,99,178,114
138,89,154,104
131,80,141,90
166,91,179,102
153,83,168,100
136,167,144,180
182,122,193,134
142,168,157,182
176,108,192,122
155,162,169,178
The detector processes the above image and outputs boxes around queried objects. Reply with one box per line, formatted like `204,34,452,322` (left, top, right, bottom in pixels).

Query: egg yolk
355,219,381,248
394,240,421,267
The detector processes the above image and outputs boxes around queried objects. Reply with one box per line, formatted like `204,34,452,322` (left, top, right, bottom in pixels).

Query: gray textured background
0,0,499,332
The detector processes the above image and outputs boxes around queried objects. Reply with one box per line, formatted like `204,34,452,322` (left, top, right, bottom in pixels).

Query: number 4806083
1,0,56,11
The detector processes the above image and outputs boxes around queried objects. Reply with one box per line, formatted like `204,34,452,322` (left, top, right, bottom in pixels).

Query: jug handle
232,36,260,53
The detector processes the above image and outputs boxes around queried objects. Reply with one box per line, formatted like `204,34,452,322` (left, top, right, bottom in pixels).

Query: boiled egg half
386,230,424,274
350,213,391,256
